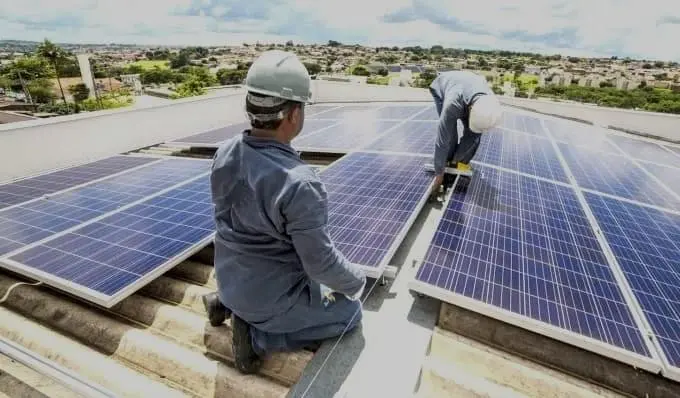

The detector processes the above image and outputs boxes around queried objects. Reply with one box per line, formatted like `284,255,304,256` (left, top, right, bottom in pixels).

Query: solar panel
0,156,158,210
409,165,660,372
473,129,568,183
501,113,544,136
3,175,214,308
305,105,341,116
363,105,427,120
0,158,211,256
585,192,680,380
558,143,680,211
639,161,680,197
415,106,439,121
321,151,433,277
292,120,401,153
171,122,249,144
608,134,680,167
365,121,436,155
306,105,381,120
543,120,620,155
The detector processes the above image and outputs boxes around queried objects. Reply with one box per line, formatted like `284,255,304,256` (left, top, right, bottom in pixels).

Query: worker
429,70,503,193
202,50,367,374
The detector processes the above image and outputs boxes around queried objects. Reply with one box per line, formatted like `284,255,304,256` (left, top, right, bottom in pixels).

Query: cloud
0,0,679,61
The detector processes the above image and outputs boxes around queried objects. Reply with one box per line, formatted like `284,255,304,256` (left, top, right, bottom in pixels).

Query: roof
1,82,679,397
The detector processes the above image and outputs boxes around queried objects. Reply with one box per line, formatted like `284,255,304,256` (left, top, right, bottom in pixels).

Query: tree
303,62,321,75
170,52,190,69
286,40,294,46
351,66,370,76
68,83,90,102
37,39,67,104
216,68,246,85
173,75,206,98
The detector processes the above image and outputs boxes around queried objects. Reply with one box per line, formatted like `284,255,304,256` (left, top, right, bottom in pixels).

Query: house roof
1,81,679,397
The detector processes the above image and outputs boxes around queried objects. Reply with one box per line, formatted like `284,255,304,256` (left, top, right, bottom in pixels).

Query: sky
1,0,680,61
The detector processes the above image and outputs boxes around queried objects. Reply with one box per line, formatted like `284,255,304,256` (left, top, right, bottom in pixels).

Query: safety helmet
244,50,312,103
469,94,503,133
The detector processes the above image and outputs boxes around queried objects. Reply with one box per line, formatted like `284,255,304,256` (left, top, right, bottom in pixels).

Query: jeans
247,281,362,354
429,87,481,165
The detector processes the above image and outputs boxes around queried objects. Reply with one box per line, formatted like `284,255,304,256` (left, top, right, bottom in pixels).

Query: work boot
231,314,262,374
202,292,231,327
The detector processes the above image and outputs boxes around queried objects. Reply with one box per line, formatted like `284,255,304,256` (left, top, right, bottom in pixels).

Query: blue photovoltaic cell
365,121,436,155
608,134,680,167
363,105,426,120
414,164,652,358
293,120,400,152
559,143,680,211
501,113,544,136
321,151,432,267
543,120,620,155
172,122,249,144
586,192,680,368
0,156,157,210
0,158,210,256
639,161,680,197
474,128,568,182
8,176,214,299
307,105,379,120
305,105,340,116
416,106,439,121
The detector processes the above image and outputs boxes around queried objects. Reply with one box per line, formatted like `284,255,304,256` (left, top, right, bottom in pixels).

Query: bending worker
202,50,367,374
429,70,503,192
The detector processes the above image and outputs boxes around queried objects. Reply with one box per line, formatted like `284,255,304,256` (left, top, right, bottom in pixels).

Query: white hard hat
244,50,312,103
469,94,503,133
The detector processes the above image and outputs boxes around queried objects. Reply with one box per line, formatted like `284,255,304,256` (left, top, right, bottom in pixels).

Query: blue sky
1,0,679,61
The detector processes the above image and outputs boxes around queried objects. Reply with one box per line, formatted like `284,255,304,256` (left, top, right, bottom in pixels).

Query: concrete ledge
438,303,680,398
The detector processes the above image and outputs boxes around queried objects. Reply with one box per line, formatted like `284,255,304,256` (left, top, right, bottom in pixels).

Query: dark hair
246,91,301,130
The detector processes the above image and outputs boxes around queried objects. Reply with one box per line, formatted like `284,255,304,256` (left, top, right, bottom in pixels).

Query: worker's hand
430,174,444,201
432,174,444,193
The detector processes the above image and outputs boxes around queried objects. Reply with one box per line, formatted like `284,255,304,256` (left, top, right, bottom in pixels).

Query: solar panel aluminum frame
0,166,214,309
407,176,663,375
319,150,436,279
0,155,165,214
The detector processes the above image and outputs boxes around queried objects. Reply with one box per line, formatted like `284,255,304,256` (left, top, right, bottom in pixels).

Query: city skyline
1,0,680,61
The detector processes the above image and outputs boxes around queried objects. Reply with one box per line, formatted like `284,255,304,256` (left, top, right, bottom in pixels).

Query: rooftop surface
1,82,680,398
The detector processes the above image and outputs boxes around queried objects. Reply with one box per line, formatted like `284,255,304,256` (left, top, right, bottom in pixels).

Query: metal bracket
382,265,398,279
423,163,474,177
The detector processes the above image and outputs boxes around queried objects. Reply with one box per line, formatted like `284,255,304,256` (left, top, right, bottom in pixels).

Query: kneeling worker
202,50,367,374
429,70,503,194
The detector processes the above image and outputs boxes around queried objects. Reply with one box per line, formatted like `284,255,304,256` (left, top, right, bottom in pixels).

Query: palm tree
37,39,67,104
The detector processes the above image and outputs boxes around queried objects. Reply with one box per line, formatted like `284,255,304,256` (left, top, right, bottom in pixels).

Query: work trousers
430,87,481,165
237,282,362,355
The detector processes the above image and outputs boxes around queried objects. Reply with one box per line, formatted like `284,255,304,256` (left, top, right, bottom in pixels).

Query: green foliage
216,68,246,85
24,79,55,103
172,75,207,98
68,83,90,102
351,65,370,76
140,67,184,85
37,102,77,115
414,70,437,88
366,76,389,85
376,67,389,77
3,56,54,79
535,85,680,114
80,92,133,111
303,62,322,75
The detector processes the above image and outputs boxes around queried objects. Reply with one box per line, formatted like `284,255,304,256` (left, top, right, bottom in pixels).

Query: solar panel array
5,100,680,382
0,156,213,307
410,113,680,381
